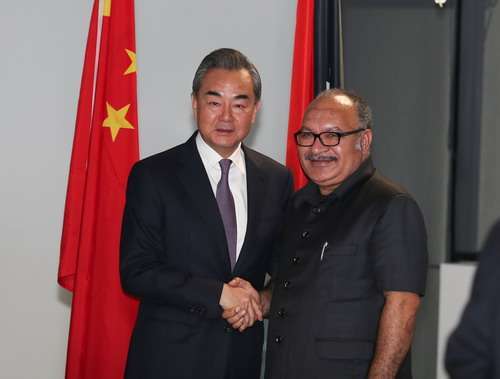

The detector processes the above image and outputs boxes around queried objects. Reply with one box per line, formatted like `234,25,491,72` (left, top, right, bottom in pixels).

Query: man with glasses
262,89,428,378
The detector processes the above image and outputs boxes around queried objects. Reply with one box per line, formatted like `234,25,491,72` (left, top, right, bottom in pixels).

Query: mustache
304,153,338,161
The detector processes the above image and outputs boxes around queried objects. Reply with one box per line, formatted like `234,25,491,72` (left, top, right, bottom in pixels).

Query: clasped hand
219,277,263,332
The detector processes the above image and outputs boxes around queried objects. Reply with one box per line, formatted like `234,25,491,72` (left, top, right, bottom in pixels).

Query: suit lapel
233,147,267,273
175,134,232,272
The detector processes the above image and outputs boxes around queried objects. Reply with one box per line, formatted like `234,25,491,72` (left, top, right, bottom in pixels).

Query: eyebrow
300,126,340,132
205,90,222,97
203,91,250,101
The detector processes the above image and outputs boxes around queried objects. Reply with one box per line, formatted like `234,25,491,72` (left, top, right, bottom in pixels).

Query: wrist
219,283,229,308
260,289,272,316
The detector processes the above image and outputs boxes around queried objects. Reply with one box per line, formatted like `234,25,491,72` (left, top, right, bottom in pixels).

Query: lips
215,127,234,133
310,160,336,168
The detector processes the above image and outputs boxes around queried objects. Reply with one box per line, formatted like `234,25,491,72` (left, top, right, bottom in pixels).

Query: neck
216,147,238,159
319,184,337,196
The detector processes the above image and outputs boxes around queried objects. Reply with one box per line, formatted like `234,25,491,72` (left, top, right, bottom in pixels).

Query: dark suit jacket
445,220,500,379
120,133,293,379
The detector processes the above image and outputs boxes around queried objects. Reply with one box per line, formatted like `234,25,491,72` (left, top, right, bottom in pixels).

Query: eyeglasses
294,128,366,147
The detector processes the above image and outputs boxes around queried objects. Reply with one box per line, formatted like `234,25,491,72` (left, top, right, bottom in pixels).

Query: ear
251,101,262,123
191,94,198,118
360,129,373,155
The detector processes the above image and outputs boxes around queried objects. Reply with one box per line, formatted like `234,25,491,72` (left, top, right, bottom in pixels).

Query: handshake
219,277,271,332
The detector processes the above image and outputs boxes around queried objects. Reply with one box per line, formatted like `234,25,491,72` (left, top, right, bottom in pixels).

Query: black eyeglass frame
294,127,367,147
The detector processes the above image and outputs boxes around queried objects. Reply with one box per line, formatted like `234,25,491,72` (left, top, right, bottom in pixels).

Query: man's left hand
222,277,263,331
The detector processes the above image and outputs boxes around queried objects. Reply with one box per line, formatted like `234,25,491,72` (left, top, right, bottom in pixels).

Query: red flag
286,0,315,190
58,0,139,377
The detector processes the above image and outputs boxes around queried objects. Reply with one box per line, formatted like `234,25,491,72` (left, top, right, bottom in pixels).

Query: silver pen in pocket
320,241,329,261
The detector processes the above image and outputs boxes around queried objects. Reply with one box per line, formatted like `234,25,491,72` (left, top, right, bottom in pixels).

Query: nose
311,134,327,153
221,103,233,122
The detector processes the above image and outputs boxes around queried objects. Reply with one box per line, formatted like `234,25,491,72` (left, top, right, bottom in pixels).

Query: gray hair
192,48,262,102
314,88,373,130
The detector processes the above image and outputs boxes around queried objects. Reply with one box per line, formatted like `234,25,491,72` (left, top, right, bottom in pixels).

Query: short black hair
192,48,262,102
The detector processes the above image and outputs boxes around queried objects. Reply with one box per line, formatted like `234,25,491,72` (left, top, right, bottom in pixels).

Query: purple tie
216,159,237,270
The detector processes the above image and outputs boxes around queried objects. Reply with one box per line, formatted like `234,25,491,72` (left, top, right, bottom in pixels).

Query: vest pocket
314,297,382,342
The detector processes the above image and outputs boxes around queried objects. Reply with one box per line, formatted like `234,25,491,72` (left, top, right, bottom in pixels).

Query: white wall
436,263,477,379
136,1,297,161
0,1,297,378
1,1,90,377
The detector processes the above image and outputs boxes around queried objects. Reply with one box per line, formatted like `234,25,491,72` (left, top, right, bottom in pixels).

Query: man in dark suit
120,48,293,379
225,89,428,378
445,220,500,379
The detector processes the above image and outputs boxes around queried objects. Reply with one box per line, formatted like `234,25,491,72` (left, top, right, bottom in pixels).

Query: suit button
277,308,286,318
312,207,321,214
283,280,291,289
224,326,232,333
300,231,310,239
190,305,205,315
291,256,301,264
274,336,283,344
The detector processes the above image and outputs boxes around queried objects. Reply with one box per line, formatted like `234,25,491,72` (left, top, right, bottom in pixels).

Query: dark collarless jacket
445,220,500,379
265,158,428,379
120,133,293,379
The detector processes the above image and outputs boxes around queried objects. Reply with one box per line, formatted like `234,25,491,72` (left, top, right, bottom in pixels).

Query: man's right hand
219,277,263,331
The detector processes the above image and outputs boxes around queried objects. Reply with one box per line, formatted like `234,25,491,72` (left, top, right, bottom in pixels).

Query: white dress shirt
195,133,248,260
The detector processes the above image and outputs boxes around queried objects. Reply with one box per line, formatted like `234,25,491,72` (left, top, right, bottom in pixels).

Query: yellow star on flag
102,102,135,141
124,49,137,75
103,0,111,17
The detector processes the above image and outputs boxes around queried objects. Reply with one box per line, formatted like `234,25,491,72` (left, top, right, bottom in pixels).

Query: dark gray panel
452,0,489,258
341,4,456,378
478,2,500,249
412,267,440,379
342,1,456,266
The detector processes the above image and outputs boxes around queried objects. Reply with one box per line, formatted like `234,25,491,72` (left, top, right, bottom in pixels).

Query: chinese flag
58,0,139,377
286,0,315,190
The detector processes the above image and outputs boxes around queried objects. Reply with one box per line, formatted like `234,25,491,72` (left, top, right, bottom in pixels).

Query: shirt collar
195,132,246,174
298,157,375,207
